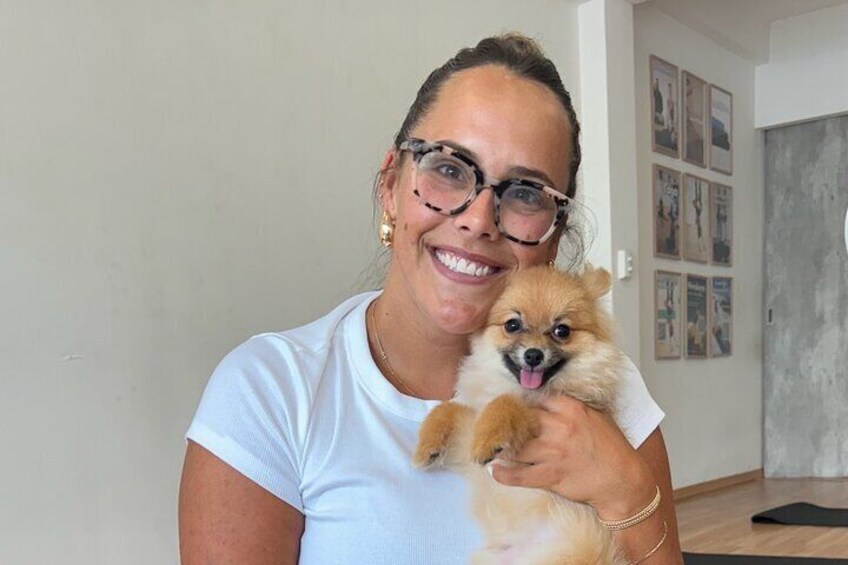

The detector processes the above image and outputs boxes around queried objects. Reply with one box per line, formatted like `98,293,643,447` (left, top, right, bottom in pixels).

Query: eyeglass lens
415,150,559,243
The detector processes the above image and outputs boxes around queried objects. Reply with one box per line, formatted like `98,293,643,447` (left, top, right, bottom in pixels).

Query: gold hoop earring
379,211,395,248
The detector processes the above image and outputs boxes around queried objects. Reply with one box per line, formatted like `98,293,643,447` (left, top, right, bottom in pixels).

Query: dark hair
393,33,581,201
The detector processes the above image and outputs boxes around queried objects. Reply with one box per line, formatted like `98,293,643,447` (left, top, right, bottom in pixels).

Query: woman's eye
436,163,464,180
504,318,522,333
552,323,571,339
512,187,541,205
504,185,551,213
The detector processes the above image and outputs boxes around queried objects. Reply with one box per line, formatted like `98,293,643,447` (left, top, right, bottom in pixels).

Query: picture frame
710,183,733,266
709,276,733,357
685,274,708,358
653,164,681,259
655,270,682,359
682,71,707,168
708,84,733,175
682,174,710,263
650,56,680,158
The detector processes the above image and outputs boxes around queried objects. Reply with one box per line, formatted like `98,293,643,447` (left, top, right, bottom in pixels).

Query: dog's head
479,264,617,398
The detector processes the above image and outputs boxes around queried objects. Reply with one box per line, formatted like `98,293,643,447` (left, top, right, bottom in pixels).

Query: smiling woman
179,34,683,564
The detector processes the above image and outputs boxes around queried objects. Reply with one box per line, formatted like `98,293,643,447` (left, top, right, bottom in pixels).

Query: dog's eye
504,318,523,333
552,323,571,340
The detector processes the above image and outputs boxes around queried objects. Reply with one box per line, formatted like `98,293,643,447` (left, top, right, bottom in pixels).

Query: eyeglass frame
397,137,571,246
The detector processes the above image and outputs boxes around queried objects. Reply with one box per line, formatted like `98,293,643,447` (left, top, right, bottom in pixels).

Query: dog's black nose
523,348,544,368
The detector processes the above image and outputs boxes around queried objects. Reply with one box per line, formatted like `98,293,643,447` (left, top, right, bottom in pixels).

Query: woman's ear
378,149,399,218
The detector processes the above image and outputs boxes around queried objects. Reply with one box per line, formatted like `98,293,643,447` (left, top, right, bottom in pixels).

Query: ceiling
632,0,848,63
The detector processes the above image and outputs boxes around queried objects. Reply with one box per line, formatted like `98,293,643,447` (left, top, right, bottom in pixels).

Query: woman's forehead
411,65,572,188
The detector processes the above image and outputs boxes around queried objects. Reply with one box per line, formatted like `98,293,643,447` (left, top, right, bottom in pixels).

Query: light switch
616,249,633,280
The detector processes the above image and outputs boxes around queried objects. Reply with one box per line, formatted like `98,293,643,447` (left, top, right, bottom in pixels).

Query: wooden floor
675,478,848,558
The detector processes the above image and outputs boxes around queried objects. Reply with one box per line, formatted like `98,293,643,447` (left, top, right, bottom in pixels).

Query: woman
179,35,683,564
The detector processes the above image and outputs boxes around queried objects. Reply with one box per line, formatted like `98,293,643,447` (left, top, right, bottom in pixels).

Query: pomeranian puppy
414,264,627,565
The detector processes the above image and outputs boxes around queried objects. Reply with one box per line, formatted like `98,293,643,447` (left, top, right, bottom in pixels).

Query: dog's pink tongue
519,368,544,390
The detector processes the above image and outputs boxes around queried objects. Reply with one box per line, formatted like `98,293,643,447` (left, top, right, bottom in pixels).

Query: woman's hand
489,394,656,520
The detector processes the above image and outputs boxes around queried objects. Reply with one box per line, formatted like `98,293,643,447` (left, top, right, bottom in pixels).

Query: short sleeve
615,356,665,448
185,335,310,512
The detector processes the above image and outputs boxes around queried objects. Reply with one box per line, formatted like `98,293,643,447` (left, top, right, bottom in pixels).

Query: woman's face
381,65,574,336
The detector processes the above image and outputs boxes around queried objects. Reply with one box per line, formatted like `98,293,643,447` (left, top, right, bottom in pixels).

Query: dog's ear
581,265,612,300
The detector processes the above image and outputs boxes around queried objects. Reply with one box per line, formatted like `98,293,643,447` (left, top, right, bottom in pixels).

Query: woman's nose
454,188,500,241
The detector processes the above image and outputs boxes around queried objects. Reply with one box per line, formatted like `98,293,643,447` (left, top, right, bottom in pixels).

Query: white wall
0,1,582,563
633,5,764,488
578,0,642,363
755,3,848,129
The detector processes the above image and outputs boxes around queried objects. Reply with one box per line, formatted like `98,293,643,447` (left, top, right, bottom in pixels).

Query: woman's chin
433,299,491,336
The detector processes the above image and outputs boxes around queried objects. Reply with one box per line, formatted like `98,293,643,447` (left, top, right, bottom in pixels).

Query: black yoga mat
752,502,848,527
684,553,848,565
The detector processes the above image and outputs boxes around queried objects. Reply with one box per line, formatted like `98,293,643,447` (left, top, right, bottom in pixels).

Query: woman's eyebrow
507,166,558,189
437,139,479,161
436,139,559,189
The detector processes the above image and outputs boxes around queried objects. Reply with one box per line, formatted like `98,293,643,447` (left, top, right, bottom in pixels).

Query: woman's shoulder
214,291,378,389
190,292,378,447
268,291,378,354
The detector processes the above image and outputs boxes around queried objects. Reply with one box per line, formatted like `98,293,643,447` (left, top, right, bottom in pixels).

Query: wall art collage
650,55,734,359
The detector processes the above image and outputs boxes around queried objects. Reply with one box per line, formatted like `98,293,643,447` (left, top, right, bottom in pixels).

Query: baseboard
673,469,763,502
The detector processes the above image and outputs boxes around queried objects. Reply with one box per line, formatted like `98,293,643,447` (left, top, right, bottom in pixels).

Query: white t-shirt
186,292,665,565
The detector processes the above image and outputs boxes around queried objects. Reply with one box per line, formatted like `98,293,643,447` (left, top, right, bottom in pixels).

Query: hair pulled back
393,33,581,200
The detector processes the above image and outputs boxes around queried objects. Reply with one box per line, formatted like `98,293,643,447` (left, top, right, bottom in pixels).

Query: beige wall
0,1,581,563
634,4,764,488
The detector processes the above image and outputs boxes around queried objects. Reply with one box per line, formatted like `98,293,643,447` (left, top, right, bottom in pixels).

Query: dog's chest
453,362,520,410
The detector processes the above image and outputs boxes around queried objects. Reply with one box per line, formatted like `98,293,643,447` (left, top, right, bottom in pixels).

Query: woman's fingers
490,461,557,490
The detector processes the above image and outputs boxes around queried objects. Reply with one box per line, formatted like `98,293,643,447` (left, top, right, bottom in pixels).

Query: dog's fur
414,265,628,565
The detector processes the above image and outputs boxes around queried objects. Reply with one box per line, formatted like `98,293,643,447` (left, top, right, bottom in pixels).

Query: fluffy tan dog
414,265,628,565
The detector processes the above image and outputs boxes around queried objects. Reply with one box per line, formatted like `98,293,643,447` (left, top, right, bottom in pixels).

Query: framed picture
653,165,681,259
682,71,707,167
650,56,679,158
710,277,733,357
682,174,710,263
685,274,708,358
710,183,733,266
708,84,733,175
655,271,682,359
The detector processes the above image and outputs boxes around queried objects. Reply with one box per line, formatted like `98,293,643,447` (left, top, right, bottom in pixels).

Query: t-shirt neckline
345,292,443,422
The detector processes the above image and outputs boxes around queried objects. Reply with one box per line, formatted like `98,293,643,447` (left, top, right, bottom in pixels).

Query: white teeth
435,250,496,277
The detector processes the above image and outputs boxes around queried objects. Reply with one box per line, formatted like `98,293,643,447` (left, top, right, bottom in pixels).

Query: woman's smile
428,244,506,285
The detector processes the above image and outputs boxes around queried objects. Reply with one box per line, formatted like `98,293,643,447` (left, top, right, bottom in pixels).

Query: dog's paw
471,422,515,465
471,438,506,466
471,395,539,466
412,440,447,469
413,402,472,469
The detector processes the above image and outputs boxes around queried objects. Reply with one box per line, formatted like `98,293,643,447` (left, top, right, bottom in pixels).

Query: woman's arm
179,441,304,565
612,428,683,563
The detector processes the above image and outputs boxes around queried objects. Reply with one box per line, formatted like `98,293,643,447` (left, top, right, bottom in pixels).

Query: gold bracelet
632,520,668,564
599,485,661,530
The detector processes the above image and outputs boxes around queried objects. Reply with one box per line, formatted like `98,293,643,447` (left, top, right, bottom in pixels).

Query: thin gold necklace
368,301,419,398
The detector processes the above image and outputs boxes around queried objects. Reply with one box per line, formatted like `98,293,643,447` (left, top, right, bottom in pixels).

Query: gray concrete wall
764,115,848,477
